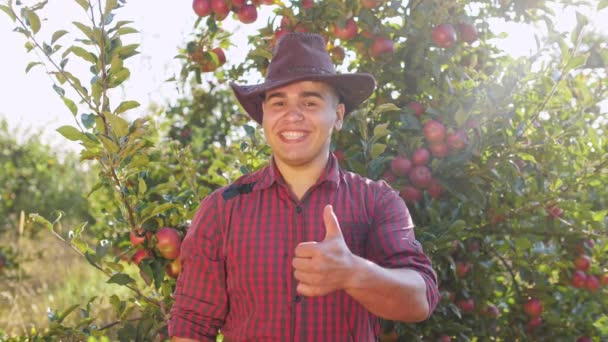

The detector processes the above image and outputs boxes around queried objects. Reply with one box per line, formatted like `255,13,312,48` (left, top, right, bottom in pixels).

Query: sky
0,2,606,152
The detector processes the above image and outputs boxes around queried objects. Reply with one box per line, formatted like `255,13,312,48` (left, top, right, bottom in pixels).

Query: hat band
267,66,335,81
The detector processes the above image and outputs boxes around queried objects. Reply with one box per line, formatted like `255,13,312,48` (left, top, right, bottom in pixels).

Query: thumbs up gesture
292,204,356,297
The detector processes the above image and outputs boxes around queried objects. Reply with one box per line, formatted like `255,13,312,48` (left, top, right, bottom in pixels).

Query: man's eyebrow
300,91,325,100
265,92,286,102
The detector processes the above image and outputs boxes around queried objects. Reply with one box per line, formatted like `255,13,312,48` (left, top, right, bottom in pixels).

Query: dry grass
0,218,132,338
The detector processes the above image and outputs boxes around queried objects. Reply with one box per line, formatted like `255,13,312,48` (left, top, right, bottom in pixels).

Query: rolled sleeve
169,191,228,340
366,188,439,317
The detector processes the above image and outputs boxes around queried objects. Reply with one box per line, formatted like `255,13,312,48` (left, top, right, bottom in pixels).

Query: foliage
1,0,607,341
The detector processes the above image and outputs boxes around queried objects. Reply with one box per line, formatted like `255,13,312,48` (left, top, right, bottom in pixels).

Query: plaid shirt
169,154,439,341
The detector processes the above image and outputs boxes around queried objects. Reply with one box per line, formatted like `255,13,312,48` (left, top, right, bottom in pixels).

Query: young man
169,32,438,342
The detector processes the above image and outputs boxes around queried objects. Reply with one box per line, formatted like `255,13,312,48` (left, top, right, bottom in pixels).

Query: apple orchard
1,0,607,341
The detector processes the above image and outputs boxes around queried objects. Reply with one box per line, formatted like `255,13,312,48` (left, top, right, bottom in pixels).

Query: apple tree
1,0,607,340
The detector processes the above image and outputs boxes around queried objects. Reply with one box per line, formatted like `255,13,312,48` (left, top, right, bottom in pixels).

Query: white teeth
281,131,305,139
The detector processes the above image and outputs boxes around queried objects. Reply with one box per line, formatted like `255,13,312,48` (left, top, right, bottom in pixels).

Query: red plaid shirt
169,154,438,341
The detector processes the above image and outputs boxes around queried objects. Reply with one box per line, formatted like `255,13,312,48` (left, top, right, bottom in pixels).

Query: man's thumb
323,204,342,240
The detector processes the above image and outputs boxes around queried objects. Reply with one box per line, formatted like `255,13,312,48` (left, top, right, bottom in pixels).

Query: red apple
360,0,380,9
273,28,291,46
330,46,345,63
409,166,432,189
456,298,475,313
201,47,226,72
370,37,394,57
427,179,443,199
302,0,313,9
457,23,478,44
456,261,471,278
423,120,447,143
576,337,592,342
438,335,451,342
545,205,564,218
391,155,413,176
156,227,182,260
237,4,257,24
400,186,422,204
601,273,608,286
129,228,149,246
523,298,542,317
382,169,397,183
294,24,309,33
165,257,182,279
193,0,212,17
408,101,425,117
484,304,500,318
585,275,600,292
211,0,230,20
526,316,542,332
572,270,587,288
255,0,274,4
432,23,457,48
411,148,430,166
574,254,591,271
333,18,358,40
132,249,151,266
231,0,246,8
430,142,449,158
446,130,468,152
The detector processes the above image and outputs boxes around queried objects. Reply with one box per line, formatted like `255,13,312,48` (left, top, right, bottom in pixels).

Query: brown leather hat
230,32,376,124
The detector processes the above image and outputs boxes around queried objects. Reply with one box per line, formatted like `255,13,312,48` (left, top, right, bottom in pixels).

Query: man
169,32,438,342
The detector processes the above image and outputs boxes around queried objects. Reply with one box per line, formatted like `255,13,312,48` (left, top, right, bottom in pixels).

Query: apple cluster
130,227,183,279
193,0,272,24
571,239,606,292
431,22,478,49
381,103,469,204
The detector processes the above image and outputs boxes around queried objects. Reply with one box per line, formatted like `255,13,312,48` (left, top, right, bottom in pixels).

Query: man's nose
284,103,304,121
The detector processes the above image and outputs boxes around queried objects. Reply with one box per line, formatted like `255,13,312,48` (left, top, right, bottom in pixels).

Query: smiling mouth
279,131,308,141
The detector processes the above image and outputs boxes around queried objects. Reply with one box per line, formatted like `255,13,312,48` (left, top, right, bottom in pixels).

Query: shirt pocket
340,221,369,257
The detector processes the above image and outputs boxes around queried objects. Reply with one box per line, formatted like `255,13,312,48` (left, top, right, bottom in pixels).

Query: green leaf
138,178,147,198
564,53,589,73
370,143,387,159
0,5,16,22
74,0,89,11
114,100,140,115
108,68,130,87
141,203,175,223
104,0,117,17
373,123,390,138
69,46,97,64
599,0,608,10
29,213,53,231
372,103,400,116
56,304,80,323
107,273,135,286
72,21,94,40
62,97,78,116
25,9,41,34
57,125,86,141
116,27,138,35
25,61,42,73
51,29,68,44
97,134,120,153
449,220,466,231
52,84,65,96
105,113,129,136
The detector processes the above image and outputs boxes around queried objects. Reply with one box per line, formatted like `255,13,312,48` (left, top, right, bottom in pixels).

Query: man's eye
271,101,284,107
304,101,317,107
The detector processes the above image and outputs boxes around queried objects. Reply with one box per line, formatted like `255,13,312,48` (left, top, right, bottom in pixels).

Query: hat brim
230,73,376,124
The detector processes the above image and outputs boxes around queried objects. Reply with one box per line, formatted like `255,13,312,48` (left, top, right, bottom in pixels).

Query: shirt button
296,206,302,213
294,295,302,303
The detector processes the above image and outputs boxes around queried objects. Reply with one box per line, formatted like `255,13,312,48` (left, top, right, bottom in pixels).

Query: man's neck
274,152,330,201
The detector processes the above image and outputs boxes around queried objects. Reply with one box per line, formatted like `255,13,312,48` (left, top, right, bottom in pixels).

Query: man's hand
292,204,356,297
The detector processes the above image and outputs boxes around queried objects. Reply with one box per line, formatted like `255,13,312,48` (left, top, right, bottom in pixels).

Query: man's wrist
344,254,372,290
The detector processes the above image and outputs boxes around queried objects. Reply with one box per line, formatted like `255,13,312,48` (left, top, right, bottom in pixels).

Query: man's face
262,80,345,169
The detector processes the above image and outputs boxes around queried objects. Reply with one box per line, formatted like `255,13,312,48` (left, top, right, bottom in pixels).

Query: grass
0,217,133,338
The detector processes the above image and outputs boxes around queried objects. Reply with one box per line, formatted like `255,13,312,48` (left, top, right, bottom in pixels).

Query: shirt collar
254,153,342,191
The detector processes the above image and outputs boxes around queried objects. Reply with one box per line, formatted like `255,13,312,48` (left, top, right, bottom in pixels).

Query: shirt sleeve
169,190,228,341
366,187,440,318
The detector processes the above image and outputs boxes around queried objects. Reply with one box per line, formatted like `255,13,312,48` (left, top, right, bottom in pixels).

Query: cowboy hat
230,32,376,124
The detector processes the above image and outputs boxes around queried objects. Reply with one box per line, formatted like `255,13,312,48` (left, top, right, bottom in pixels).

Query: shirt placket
290,199,305,342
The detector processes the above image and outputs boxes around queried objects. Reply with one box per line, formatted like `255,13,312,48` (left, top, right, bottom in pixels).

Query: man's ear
335,103,346,130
